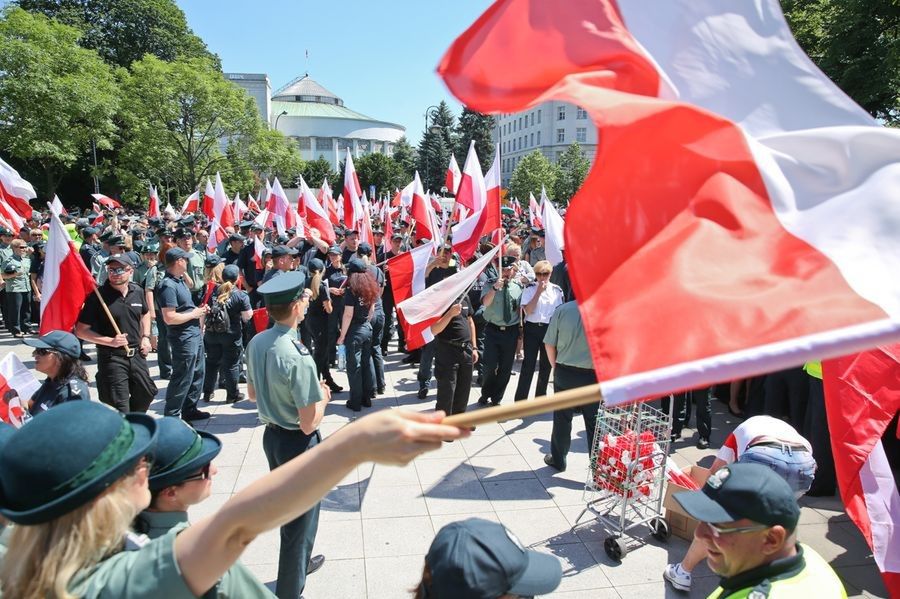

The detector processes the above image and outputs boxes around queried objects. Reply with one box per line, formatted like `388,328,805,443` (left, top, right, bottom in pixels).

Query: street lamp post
423,105,443,190
274,110,288,131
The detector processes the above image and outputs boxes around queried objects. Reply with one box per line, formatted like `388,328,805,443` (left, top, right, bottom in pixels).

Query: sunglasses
107,266,131,275
703,521,771,539
32,348,58,357
535,271,551,277
180,463,212,483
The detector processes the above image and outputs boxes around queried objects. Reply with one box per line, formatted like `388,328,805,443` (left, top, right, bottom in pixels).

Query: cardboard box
663,465,711,541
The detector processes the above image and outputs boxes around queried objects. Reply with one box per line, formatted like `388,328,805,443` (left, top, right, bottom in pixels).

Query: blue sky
177,0,491,144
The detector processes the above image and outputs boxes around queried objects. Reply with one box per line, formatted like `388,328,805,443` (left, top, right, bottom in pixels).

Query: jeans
263,426,321,598
164,331,205,417
514,321,552,400
4,291,30,335
549,364,600,469
480,325,519,403
739,444,817,498
417,341,436,387
370,311,385,391
203,332,242,399
346,323,375,410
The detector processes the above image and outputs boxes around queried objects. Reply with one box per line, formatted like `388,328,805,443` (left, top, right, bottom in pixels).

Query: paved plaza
1,332,887,598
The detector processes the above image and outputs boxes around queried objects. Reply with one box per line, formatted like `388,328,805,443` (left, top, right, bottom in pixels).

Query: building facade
226,72,405,173
492,101,598,188
225,73,271,122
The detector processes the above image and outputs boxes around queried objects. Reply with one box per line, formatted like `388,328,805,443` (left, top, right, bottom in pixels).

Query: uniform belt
264,422,308,435
748,439,810,452
524,321,549,327
99,346,136,358
486,322,518,332
556,363,595,374
436,338,472,350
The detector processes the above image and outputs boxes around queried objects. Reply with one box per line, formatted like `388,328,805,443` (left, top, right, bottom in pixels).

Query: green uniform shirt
0,243,11,264
135,511,276,598
2,254,31,292
67,527,195,598
133,260,152,290
246,322,323,430
544,301,593,370
481,280,523,326
187,252,206,293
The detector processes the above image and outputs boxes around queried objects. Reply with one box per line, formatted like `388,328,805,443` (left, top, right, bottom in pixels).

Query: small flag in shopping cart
0,353,40,428
664,457,701,490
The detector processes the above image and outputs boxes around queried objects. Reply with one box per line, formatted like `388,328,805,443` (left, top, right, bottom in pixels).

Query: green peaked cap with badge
257,270,306,306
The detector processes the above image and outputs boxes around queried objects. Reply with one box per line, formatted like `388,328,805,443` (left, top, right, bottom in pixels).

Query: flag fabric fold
148,185,161,218
446,154,462,195
91,194,121,210
0,354,40,428
181,191,199,215
300,175,337,245
541,188,564,266
343,149,363,228
41,211,95,334
439,0,900,405
201,180,215,220
0,157,36,218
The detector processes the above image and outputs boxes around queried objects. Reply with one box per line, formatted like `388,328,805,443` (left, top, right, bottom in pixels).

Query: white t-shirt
716,415,811,463
520,283,564,324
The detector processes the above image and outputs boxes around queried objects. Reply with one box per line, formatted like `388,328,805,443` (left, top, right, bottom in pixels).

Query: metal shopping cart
571,400,673,560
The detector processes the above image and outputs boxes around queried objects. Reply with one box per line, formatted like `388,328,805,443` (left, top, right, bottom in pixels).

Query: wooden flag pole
92,287,123,337
443,383,603,428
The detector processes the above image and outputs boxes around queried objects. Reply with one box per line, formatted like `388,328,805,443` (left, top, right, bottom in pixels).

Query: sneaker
696,438,710,449
663,563,691,592
326,381,344,393
417,385,428,400
226,393,245,404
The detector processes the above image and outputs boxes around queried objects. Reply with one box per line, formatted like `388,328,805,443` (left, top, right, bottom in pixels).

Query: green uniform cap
257,270,306,306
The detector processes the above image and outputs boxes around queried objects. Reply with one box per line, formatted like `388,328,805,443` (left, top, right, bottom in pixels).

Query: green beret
257,271,305,306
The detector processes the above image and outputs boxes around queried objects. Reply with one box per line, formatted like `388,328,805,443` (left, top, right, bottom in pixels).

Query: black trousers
480,324,519,404
763,367,810,429
96,350,157,413
307,314,331,381
550,364,600,469
262,426,321,598
514,321,552,400
346,323,375,410
370,311,385,391
155,307,172,378
203,332,242,399
381,300,395,353
472,312,486,379
4,291,30,335
662,387,711,440
804,377,836,495
434,340,473,416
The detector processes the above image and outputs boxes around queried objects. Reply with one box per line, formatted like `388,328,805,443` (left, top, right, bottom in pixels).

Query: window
576,127,587,143
358,141,370,153
557,106,566,120
537,130,541,145
530,113,535,126
557,128,565,143
577,107,588,120
316,137,332,150
530,133,534,146
297,137,311,150
537,110,542,124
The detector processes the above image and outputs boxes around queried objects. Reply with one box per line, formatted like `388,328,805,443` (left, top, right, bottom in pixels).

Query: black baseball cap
356,242,373,256
106,254,135,268
165,247,192,263
674,463,800,531
425,518,562,599
501,256,516,268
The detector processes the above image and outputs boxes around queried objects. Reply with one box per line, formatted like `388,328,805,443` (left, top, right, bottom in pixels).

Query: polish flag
148,185,161,218
233,194,247,223
343,149,363,227
0,196,26,232
440,0,900,405
0,354,40,428
207,219,227,250
381,202,393,254
823,347,900,594
451,147,502,262
252,234,266,270
267,177,294,236
201,179,215,220
181,191,199,215
164,203,177,218
358,192,375,247
247,194,261,213
527,193,543,228
90,203,104,226
253,208,270,231
541,187,564,266
388,244,435,350
40,211,96,335
0,157,36,219
91,194,121,210
445,153,462,196
409,173,441,250
391,188,402,208
398,245,501,350
299,175,336,244
213,173,235,228
454,142,485,212
49,195,66,217
319,178,339,226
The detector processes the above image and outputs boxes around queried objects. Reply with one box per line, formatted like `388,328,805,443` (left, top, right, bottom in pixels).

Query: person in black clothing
356,243,386,396
78,226,100,270
304,258,335,388
202,265,253,404
221,233,245,265
323,246,345,391
430,297,478,417
28,241,44,329
417,246,457,399
337,258,377,412
380,233,403,353
237,223,265,306
24,330,90,417
341,230,360,265
75,254,156,413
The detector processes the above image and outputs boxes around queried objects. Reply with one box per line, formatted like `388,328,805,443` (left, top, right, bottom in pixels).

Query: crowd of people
0,203,866,597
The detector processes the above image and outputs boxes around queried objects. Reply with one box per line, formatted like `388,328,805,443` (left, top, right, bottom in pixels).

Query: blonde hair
533,260,552,274
309,270,323,301
0,475,140,599
217,281,235,304
205,262,224,285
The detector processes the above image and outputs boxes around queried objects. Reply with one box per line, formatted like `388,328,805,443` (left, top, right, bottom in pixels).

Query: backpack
206,297,230,333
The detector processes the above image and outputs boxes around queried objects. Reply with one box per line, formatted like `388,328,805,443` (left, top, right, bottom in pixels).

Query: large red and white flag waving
91,194,121,210
343,148,363,228
398,245,501,350
148,185,161,218
451,147,501,262
0,157,36,219
823,347,900,595
267,177,294,236
213,172,235,228
41,211,96,335
541,187,564,266
409,172,441,251
454,141,484,213
388,243,438,350
49,195,66,217
181,191,199,215
445,153,462,196
527,193,542,229
299,175,336,244
201,179,215,220
319,178,340,226
0,196,25,232
440,0,900,405
233,193,247,223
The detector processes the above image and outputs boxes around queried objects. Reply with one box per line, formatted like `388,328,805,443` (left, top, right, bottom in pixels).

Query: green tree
0,7,119,197
553,142,591,206
508,151,559,208
301,156,337,189
454,108,496,173
390,136,417,182
116,55,260,200
417,101,456,191
220,127,304,195
16,0,218,69
782,0,899,125
355,152,404,199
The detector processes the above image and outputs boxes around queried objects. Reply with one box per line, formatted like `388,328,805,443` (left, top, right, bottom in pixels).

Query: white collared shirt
521,282,564,324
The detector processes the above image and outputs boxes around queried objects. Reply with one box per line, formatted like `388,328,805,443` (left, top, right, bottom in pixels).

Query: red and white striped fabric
267,177,295,236
91,194,121,210
398,245,501,350
527,193,542,229
358,192,375,247
201,179,215,220
181,191,199,215
319,178,339,226
452,148,502,262
247,193,261,213
213,173,235,229
446,154,462,196
148,185,161,218
207,219,226,250
0,354,40,428
0,196,25,232
454,141,485,214
824,347,900,595
388,243,434,350
299,175,336,244
233,194,248,223
440,0,900,405
409,173,441,250
49,195,66,217
343,149,363,228
252,234,266,270
541,188,564,266
0,157,35,219
381,202,393,254
41,211,95,335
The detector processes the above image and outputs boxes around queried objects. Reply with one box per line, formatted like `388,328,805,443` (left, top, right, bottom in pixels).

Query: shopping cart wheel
603,536,628,561
650,517,671,541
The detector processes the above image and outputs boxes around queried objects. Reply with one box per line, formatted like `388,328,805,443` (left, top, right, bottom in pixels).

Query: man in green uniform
0,227,14,326
542,299,599,471
174,228,206,303
2,238,32,337
246,270,329,599
672,462,847,598
478,255,524,406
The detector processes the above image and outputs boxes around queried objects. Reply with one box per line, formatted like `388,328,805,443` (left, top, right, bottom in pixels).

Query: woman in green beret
0,401,467,597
